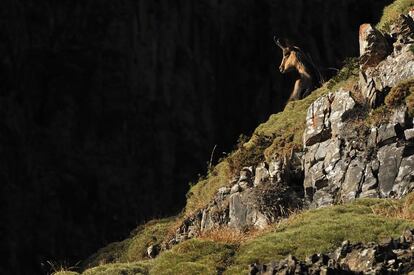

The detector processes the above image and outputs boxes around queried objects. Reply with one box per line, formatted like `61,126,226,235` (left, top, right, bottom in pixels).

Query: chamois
274,37,323,101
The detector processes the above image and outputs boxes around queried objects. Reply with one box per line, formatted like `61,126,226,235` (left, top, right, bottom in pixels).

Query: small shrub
385,78,414,107
199,228,249,244
372,192,414,220
365,105,391,126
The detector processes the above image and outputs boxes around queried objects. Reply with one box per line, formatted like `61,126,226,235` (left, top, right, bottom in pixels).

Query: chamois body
275,38,322,101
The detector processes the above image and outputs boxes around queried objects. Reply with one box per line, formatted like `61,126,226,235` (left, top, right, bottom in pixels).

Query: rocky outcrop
165,11,414,249
360,14,414,107
303,91,414,208
3,1,392,273
168,157,304,247
359,23,391,70
250,229,414,275
303,11,414,208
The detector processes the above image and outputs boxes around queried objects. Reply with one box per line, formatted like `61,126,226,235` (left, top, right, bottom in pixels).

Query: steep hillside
1,1,393,273
53,0,414,274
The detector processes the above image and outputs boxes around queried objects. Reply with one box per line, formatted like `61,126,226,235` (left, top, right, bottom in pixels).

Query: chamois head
273,36,323,101
274,37,301,74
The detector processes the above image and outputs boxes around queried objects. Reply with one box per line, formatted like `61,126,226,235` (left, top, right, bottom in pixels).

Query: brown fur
275,38,322,101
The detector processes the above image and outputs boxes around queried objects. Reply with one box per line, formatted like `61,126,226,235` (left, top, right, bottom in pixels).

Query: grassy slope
56,1,414,274
68,197,414,275
81,218,177,269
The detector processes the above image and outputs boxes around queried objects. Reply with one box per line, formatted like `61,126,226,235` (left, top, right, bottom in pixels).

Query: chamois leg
288,79,303,101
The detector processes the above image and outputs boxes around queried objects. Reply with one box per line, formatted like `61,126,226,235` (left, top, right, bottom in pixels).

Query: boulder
377,143,404,197
340,158,365,202
359,23,390,70
303,94,332,146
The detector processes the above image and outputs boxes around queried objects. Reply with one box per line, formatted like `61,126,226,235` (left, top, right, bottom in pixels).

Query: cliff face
169,8,414,245
46,1,414,275
1,1,392,274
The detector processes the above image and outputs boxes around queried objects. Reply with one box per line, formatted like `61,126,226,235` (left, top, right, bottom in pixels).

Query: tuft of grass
371,192,414,220
385,78,414,108
53,272,80,275
83,218,176,269
82,262,149,275
377,0,414,31
148,239,237,275
226,198,414,274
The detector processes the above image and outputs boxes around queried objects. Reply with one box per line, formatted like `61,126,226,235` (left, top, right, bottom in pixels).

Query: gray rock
311,189,334,208
303,94,332,146
359,23,390,70
360,163,379,198
390,105,408,127
368,127,378,148
217,187,231,200
252,228,414,274
404,128,414,140
239,166,253,183
340,158,365,202
303,90,355,147
230,183,241,194
304,143,319,171
377,143,404,197
228,193,267,230
315,139,331,161
147,244,161,259
305,161,327,193
329,89,356,136
254,163,269,187
360,44,414,107
239,181,250,190
325,159,349,189
323,138,342,173
376,123,398,145
393,154,414,197
268,159,283,184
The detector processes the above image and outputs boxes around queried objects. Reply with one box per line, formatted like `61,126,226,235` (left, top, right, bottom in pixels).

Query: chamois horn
273,36,284,49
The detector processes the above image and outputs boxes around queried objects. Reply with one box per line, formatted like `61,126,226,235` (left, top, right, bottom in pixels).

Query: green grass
377,0,414,31
83,218,176,269
78,197,414,275
225,199,414,274
148,239,237,275
185,161,231,215
82,263,149,275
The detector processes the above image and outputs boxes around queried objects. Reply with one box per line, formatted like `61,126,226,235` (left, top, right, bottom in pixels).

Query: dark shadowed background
0,0,390,274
